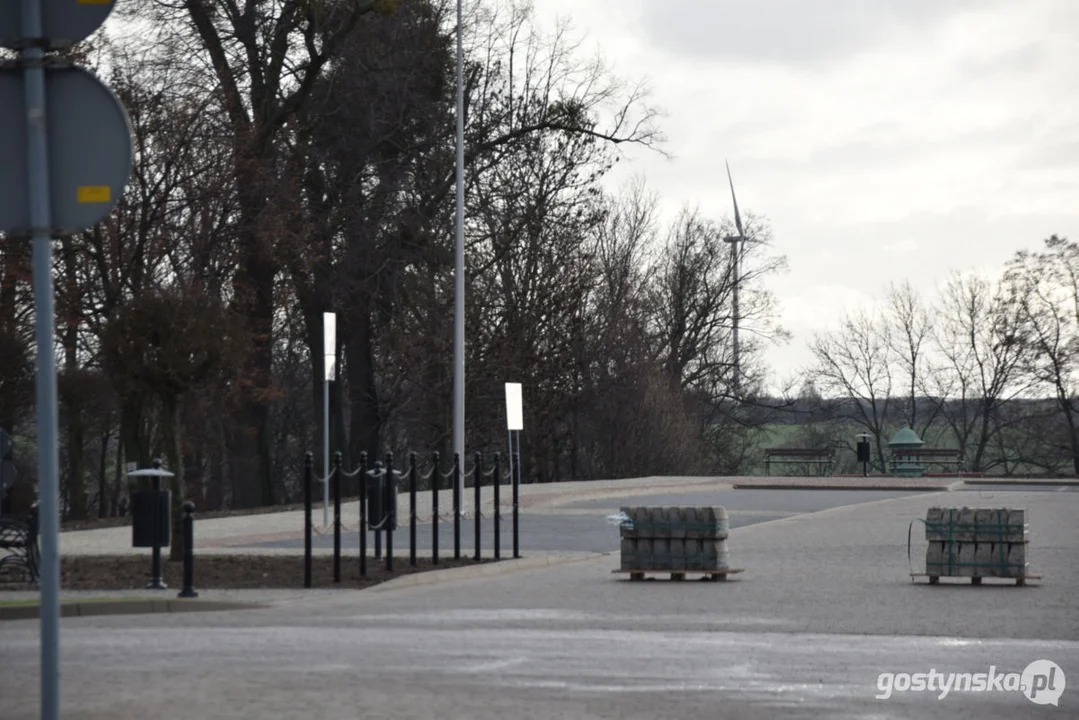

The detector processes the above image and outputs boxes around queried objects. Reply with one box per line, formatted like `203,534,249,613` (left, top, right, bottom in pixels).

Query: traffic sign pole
20,0,62,716
2,3,124,719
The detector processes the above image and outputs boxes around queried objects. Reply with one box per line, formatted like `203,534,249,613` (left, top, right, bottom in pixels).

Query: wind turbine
723,160,745,397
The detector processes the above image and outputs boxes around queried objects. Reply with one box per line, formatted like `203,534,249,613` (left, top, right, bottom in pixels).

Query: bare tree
927,272,1030,471
1006,236,1079,474
808,310,894,469
886,281,936,434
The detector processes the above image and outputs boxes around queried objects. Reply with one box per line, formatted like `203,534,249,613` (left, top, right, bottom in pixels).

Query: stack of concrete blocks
619,506,730,571
925,507,1028,578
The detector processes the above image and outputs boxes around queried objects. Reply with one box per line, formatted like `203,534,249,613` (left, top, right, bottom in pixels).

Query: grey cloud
638,0,993,65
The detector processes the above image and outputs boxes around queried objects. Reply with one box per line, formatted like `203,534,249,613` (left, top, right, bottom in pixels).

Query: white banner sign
323,312,336,381
505,382,523,430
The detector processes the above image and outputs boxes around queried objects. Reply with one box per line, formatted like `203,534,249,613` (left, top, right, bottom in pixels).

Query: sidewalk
57,475,734,555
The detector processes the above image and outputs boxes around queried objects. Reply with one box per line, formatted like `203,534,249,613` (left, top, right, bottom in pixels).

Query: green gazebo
889,427,925,477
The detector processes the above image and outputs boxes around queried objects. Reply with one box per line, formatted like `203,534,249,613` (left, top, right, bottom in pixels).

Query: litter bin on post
855,433,872,477
128,459,173,589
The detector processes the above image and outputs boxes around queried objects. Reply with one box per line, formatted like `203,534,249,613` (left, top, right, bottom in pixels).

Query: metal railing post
409,452,417,567
385,453,394,572
333,451,342,583
474,452,482,560
493,453,501,559
359,452,367,578
431,451,440,565
304,452,312,588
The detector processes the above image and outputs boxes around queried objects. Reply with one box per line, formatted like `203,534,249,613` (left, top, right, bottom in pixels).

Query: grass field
753,423,1066,477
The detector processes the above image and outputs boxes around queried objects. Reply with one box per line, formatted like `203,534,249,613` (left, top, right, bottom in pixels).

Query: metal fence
302,450,521,587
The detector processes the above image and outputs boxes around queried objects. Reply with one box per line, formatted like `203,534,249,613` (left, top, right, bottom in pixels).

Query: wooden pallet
911,573,1042,587
613,568,744,582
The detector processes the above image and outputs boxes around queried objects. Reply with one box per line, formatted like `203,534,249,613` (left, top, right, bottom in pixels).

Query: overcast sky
530,0,1079,389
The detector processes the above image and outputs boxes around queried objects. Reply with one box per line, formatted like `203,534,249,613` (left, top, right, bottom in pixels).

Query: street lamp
453,0,465,501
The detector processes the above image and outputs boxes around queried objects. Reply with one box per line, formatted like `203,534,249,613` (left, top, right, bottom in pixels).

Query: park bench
890,448,963,474
0,507,40,583
763,447,835,476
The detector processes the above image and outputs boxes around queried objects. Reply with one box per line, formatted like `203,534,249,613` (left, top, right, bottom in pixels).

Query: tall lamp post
724,160,745,397
453,0,465,499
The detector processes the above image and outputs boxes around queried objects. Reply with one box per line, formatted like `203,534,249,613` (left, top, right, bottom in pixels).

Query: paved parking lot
4,487,1076,719
250,488,934,554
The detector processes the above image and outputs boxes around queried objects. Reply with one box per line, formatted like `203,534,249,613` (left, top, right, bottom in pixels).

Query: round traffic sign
0,65,133,236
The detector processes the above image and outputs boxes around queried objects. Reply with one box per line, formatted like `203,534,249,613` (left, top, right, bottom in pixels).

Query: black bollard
431,451,440,565
512,452,520,559
359,452,367,578
385,453,394,573
333,451,342,583
409,452,417,567
178,501,198,598
304,452,313,588
474,452,482,561
453,453,461,559
493,453,501,560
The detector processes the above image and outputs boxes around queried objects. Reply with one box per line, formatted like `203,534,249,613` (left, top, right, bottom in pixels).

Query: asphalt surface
3,487,1076,719
255,488,933,554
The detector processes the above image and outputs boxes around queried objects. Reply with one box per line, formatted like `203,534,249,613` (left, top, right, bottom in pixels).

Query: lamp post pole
453,0,465,500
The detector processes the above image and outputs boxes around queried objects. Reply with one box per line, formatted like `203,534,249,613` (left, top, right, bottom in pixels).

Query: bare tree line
0,0,789,526
804,236,1079,476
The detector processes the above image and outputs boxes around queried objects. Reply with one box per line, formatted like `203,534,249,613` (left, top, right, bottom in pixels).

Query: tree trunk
346,311,381,463
119,394,151,469
206,426,225,511
97,428,110,518
112,436,124,516
0,236,26,434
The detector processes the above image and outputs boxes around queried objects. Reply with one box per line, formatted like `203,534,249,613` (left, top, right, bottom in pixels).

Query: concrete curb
732,482,955,491
364,553,609,593
0,598,264,621
963,478,1079,486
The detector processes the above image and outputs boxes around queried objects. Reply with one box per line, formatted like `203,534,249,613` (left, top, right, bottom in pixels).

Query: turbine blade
726,159,745,238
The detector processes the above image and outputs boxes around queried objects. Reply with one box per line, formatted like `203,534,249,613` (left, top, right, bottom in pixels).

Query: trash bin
856,433,871,476
131,489,170,547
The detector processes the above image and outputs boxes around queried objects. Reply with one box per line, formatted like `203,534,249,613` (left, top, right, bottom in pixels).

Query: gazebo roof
889,427,923,446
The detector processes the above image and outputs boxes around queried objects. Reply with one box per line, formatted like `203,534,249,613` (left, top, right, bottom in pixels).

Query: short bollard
177,501,198,598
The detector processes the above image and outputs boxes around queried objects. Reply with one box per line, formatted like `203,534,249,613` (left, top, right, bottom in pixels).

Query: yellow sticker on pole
77,186,111,203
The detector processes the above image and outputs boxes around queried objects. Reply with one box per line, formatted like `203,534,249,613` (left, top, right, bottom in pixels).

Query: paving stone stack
924,507,1029,578
619,506,730,571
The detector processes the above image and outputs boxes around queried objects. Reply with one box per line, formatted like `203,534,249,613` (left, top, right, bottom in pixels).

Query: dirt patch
0,554,492,591
59,497,363,532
